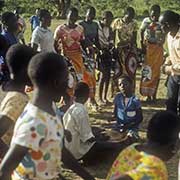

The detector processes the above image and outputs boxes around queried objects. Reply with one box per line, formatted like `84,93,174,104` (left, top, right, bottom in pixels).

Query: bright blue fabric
114,93,141,125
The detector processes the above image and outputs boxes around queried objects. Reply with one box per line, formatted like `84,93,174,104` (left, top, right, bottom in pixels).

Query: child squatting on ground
112,75,143,139
64,82,126,165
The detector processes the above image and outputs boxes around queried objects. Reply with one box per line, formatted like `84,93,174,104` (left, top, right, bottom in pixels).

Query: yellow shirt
106,143,168,180
0,91,28,144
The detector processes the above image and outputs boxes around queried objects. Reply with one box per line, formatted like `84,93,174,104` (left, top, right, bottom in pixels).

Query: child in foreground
0,52,94,180
0,44,35,158
113,75,143,138
107,111,180,180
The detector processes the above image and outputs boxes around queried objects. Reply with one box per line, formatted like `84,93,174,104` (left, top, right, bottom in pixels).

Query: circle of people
0,3,180,180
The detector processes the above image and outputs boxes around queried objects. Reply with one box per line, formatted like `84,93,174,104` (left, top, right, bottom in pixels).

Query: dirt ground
60,71,178,180
0,71,178,180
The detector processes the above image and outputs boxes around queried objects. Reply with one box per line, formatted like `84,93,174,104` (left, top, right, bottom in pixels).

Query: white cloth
31,26,55,52
63,102,95,159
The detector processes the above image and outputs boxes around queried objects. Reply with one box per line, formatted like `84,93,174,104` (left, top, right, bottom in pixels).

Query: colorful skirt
140,43,164,96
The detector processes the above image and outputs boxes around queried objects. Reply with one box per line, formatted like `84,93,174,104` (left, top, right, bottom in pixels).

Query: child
1,12,18,48
64,82,123,165
31,9,55,52
0,52,94,180
29,8,40,32
0,44,35,158
113,75,143,138
14,7,26,45
97,11,114,105
107,111,180,180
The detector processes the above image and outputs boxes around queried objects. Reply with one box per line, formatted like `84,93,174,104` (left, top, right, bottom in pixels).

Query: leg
166,75,179,114
98,71,105,103
104,69,111,103
81,141,126,165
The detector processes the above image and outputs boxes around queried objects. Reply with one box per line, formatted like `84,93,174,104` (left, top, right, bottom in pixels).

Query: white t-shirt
63,102,95,159
31,26,55,52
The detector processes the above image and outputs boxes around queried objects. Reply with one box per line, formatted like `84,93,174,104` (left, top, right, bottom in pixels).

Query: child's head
102,11,113,27
74,82,90,104
39,9,51,27
118,75,133,96
1,11,18,32
147,111,180,160
6,44,35,85
28,52,68,102
150,4,160,22
67,7,79,25
124,7,135,23
159,10,179,34
86,6,96,21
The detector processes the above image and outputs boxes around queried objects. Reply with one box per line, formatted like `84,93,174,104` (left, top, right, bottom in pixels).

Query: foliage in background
1,0,180,18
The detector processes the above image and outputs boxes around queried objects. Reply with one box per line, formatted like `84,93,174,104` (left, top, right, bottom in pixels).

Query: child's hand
64,130,72,142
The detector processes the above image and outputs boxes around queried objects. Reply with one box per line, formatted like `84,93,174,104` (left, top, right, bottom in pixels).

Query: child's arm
62,147,95,180
0,115,13,138
0,144,28,180
0,115,13,157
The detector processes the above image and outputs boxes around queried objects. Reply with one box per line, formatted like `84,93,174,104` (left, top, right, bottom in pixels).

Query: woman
54,8,87,92
140,4,165,101
107,111,180,180
79,6,99,109
111,7,138,93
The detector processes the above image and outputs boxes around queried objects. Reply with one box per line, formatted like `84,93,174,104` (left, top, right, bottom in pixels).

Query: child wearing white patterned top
0,53,95,180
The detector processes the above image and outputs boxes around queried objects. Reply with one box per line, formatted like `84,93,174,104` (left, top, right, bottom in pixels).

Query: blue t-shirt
1,30,18,47
114,93,141,125
30,15,40,31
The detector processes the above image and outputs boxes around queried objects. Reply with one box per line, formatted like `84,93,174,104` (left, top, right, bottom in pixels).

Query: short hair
39,9,50,20
119,74,133,84
87,6,96,15
68,7,78,17
147,111,180,145
160,10,180,25
1,12,15,25
150,4,161,14
6,44,35,76
28,52,67,87
103,11,113,19
74,82,90,99
125,7,135,18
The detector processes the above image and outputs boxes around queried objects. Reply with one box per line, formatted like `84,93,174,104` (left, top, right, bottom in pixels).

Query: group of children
0,44,179,180
0,4,180,180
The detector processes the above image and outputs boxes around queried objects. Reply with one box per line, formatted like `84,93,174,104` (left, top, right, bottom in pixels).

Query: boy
0,44,35,158
29,8,40,32
113,75,143,138
0,52,94,180
31,9,55,52
64,82,123,164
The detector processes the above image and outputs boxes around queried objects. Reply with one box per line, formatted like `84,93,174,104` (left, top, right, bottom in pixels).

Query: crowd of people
0,3,180,180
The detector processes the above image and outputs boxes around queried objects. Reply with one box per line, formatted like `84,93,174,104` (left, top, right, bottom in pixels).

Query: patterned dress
107,143,168,180
11,103,64,180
